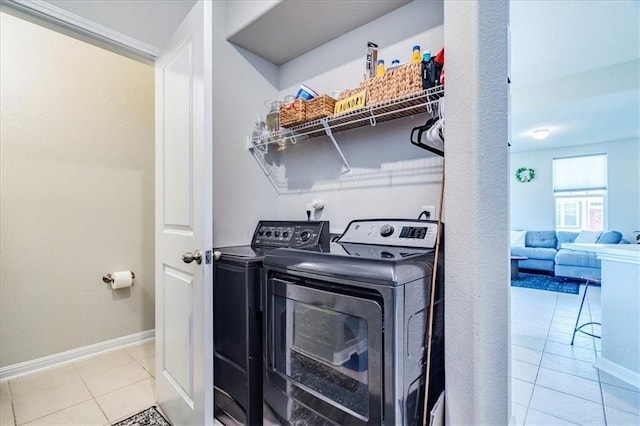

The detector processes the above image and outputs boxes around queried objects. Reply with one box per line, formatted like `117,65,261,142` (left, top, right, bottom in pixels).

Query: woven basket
279,99,306,128
338,87,365,101
305,95,336,121
339,62,422,106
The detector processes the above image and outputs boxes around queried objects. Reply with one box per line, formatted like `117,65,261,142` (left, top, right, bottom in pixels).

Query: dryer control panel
252,220,329,251
337,219,441,249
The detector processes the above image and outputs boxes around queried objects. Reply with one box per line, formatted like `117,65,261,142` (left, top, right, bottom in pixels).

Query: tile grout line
527,290,605,426
525,385,600,426
564,283,606,424
511,285,629,425
11,363,95,426
91,349,156,425
529,362,600,384
532,381,609,406
6,345,154,426
87,374,154,420
541,285,599,365
586,290,609,426
71,362,111,425
526,292,559,424
521,292,559,425
595,368,609,426
7,381,16,426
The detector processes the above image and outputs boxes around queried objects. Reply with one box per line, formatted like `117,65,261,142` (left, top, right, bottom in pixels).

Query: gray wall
276,1,445,231
510,138,640,242
212,0,280,246
0,12,155,367
213,1,511,423
224,0,279,39
212,0,445,243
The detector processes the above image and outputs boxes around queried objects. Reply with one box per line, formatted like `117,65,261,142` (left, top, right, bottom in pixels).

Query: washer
213,220,329,425
262,219,444,425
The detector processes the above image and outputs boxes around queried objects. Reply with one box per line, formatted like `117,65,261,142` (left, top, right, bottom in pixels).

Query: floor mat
111,406,171,426
511,272,580,294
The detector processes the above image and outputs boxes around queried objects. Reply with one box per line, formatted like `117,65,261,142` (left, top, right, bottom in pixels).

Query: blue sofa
511,230,628,280
511,231,557,273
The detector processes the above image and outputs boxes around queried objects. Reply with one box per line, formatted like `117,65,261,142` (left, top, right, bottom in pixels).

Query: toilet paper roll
111,271,134,289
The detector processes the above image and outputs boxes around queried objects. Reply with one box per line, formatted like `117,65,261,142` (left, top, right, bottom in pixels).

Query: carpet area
112,406,171,426
511,272,580,294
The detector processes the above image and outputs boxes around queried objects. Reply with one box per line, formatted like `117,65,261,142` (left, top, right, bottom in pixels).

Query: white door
155,1,213,425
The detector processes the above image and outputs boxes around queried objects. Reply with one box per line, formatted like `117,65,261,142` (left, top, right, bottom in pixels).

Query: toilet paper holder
102,272,135,284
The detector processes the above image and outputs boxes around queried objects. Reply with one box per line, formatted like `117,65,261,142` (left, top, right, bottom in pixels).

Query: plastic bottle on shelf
412,45,421,63
376,59,385,77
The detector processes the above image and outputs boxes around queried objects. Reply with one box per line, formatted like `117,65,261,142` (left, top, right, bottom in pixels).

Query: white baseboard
0,329,155,381
595,356,640,390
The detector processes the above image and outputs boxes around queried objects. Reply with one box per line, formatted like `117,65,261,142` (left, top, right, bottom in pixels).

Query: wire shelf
249,86,444,148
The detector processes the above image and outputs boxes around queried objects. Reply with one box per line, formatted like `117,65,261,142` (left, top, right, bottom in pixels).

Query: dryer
213,220,329,425
262,219,444,425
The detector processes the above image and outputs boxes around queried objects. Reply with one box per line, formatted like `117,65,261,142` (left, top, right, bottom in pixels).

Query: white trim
594,356,640,390
563,243,640,265
5,0,160,59
0,329,155,381
597,250,640,265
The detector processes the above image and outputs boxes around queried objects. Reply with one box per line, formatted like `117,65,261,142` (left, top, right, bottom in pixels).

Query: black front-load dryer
213,221,329,425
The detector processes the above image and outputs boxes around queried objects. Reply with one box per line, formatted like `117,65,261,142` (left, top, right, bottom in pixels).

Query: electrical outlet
421,205,436,220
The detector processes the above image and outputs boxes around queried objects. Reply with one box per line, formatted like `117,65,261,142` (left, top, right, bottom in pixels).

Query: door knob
182,249,202,264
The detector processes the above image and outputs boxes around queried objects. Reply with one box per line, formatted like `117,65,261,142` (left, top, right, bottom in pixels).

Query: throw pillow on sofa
596,231,623,244
556,231,578,249
510,230,526,247
574,230,601,243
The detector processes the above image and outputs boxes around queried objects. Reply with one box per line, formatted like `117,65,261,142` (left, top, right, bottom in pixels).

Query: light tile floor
0,340,156,426
2,286,639,425
511,283,640,425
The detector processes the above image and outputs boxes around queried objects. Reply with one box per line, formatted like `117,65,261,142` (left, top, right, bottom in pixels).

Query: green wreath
515,167,535,183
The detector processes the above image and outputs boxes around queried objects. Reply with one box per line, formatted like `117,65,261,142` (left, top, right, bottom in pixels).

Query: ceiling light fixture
532,128,550,140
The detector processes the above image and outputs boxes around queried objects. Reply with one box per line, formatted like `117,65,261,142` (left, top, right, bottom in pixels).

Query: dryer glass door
266,276,383,425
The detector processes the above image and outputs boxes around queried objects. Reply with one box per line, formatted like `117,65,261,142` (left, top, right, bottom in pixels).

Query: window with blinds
553,154,607,232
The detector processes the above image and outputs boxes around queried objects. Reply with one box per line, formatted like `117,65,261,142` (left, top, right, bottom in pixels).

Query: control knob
299,230,310,241
380,225,394,237
274,231,280,237
282,231,289,238
266,230,272,237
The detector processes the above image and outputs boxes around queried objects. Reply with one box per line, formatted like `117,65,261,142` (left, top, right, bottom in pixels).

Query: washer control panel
337,219,440,249
252,220,330,250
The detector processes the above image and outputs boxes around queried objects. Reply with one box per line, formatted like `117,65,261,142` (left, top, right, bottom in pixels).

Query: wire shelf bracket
248,86,444,170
